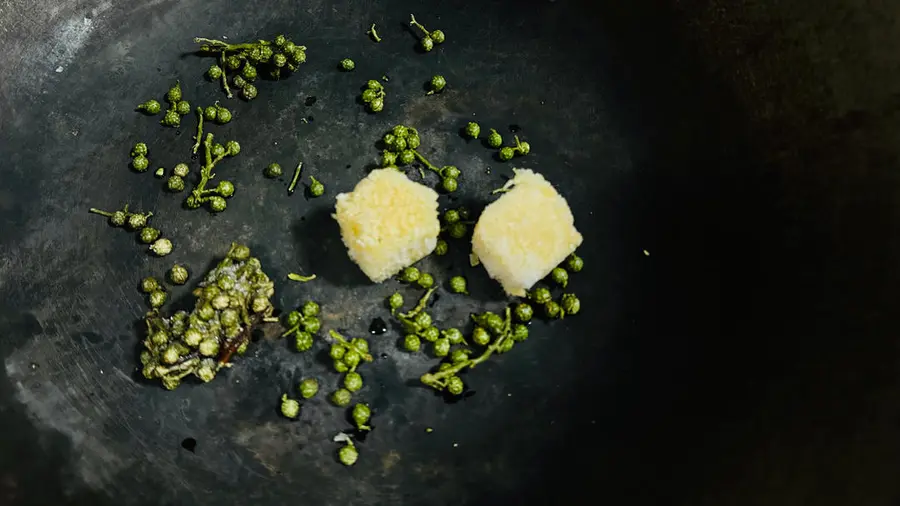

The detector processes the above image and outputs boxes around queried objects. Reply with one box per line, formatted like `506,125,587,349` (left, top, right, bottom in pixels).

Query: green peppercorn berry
215,107,232,124
127,213,149,229
420,36,434,52
131,142,148,157
430,75,446,92
369,97,384,112
391,138,406,153
291,48,307,64
241,64,257,81
331,388,352,407
223,54,241,69
166,81,182,103
141,276,160,293
441,177,458,193
509,323,528,342
442,209,460,225
434,239,448,256
197,304,215,321
207,65,223,80
488,129,503,148
517,140,531,155
270,52,286,68
380,151,397,167
530,287,553,305
280,394,300,419
566,253,584,273
284,310,302,328
352,403,371,428
328,344,346,361
160,109,180,127
340,58,355,71
149,290,167,308
139,227,160,244
308,176,325,197
330,359,347,373
388,292,404,312
465,122,480,138
499,146,515,161
421,326,440,342
432,337,450,357
204,196,225,213
172,163,189,178
417,272,434,289
295,330,314,351
180,327,202,347
443,327,464,345
344,371,363,392
471,326,490,346
403,334,421,352
441,166,461,179
338,443,358,466
300,300,320,317
299,378,319,399
202,106,216,122
450,348,469,364
175,100,191,116
414,312,432,329
301,317,321,334
161,345,180,365
137,100,161,115
132,155,149,172
361,89,377,103
283,40,296,53
242,84,258,101
388,125,406,139
514,303,534,322
110,210,127,227
274,34,287,47
561,293,581,315
483,312,504,334
448,222,468,239
407,134,421,149
366,79,382,90
257,163,281,179
344,349,363,369
499,337,515,353
220,308,239,328
549,267,569,287
544,300,563,318
228,243,250,261
149,330,169,347
233,76,248,90
449,276,468,294
211,143,226,158
167,175,185,192
446,376,464,395
223,140,240,157
399,150,415,165
399,266,420,283
430,29,446,44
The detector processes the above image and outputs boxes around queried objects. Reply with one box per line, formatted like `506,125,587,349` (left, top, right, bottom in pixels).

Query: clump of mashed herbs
140,243,275,389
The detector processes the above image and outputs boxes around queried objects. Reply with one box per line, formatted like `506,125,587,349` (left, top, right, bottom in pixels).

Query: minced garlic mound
333,169,440,282
472,169,583,296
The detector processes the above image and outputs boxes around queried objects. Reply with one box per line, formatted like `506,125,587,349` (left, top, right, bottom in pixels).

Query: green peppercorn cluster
183,132,239,213
130,142,150,172
409,14,446,52
88,204,174,256
379,125,461,192
466,123,531,162
158,81,191,127
281,300,323,352
195,35,307,99
326,330,374,410
139,243,275,390
360,79,386,112
396,266,435,289
439,206,474,243
280,377,319,419
526,252,584,319
390,288,466,357
164,162,191,193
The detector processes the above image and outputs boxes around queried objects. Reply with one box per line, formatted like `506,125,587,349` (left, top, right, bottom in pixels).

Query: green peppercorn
241,64,258,81
340,58,355,71
561,293,581,315
499,337,515,353
344,371,363,392
434,239,448,256
264,162,283,178
269,52,286,68
446,376,464,395
403,334,421,352
308,176,325,197
295,330,314,351
512,323,529,342
487,129,503,148
165,81,182,103
328,344,346,362
160,109,180,127
215,106,232,124
389,125,407,139
173,163,189,178
333,359,349,373
284,310,301,328
420,36,434,52
208,196,227,213
127,212,149,230
136,100,161,115
399,150,415,165
530,286,552,304
399,266,420,283
448,276,468,294
132,155,149,172
198,338,219,357
207,65,223,80
110,210,127,227
228,243,250,261
299,378,319,399
175,100,191,116
139,227,160,244
517,140,531,155
417,272,434,289
388,292,404,312
366,79,382,90
197,304,215,321
550,267,569,287
149,290,167,308
450,348,469,364
211,143,226,158
441,166,461,179
566,253,584,273
274,34,287,47
352,403,371,428
167,175,185,192
361,89,377,103
301,317,321,334
407,134,421,149
499,146,515,161
465,122,480,138
343,349,361,368
443,328,464,345
544,300,562,319
338,443,358,466
514,303,534,322
429,75,446,93
291,47,307,64
141,276,160,293
369,97,384,113
131,142,148,157
414,312,432,329
483,312,504,334
203,106,217,121
161,345,180,365
381,151,397,167
441,177,458,193
331,388,352,407
181,327,202,347
164,265,188,286
448,222,468,239
350,338,369,355
420,326,440,342
300,300,319,318
471,326,490,346
443,209,460,224
432,337,450,357
220,308,239,328
281,394,300,419
283,41,297,53
242,84,258,101
430,29,446,44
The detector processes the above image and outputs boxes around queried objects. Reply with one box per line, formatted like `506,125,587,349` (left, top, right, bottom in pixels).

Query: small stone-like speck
425,427,433,433
30,363,38,370
643,250,650,256
55,66,63,73
452,443,458,448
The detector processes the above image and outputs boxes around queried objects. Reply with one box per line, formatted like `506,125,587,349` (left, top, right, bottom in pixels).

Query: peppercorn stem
218,54,232,98
288,160,303,195
328,330,374,363
421,308,512,390
411,150,441,174
88,208,115,217
287,273,317,282
192,107,204,154
409,14,430,36
367,24,382,42
194,37,260,52
399,287,437,319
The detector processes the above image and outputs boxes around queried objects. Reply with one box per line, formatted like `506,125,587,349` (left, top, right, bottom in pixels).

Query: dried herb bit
287,272,317,282
136,100,161,115
287,160,303,195
194,36,307,98
140,243,275,390
340,58,355,71
367,24,382,43
409,14,445,52
426,75,446,95
360,79,386,113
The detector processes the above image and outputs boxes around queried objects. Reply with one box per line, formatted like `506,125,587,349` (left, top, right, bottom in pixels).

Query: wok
2,0,898,504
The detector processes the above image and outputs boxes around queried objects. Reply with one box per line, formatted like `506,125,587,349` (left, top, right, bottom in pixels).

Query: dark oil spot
369,317,387,335
306,115,315,122
351,427,371,442
509,124,521,133
305,96,317,106
379,353,388,360
429,293,441,307
346,164,351,169
175,129,182,136
181,437,197,452
190,153,198,161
